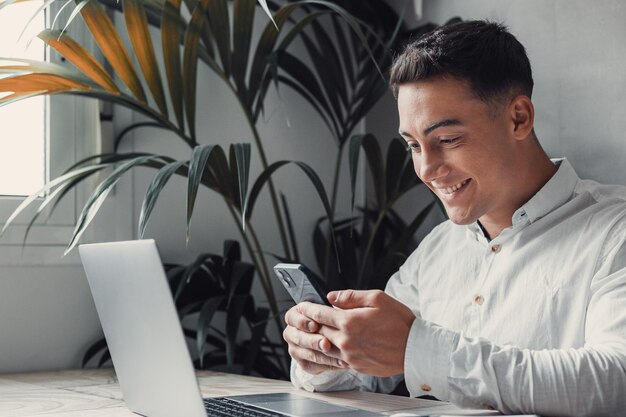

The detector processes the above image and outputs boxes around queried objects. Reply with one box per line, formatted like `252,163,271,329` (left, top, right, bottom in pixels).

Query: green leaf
349,134,385,211
229,143,251,226
385,138,409,203
387,202,435,256
244,160,340,270
22,166,107,246
114,122,164,151
65,155,163,254
232,0,256,97
1,163,107,236
205,0,231,78
174,253,218,301
196,295,225,368
124,0,169,116
274,50,337,134
182,0,210,140
280,192,299,261
186,144,218,241
59,0,91,39
138,160,187,238
225,295,249,366
255,0,277,29
161,0,185,130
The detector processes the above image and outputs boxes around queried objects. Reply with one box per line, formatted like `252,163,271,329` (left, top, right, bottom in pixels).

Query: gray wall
371,0,626,186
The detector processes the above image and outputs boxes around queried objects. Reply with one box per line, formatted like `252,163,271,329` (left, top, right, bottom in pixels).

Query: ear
508,95,534,140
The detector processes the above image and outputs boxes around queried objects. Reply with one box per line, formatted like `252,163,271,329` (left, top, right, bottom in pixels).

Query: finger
296,359,345,375
327,289,385,309
295,301,343,329
317,324,346,353
284,306,319,332
283,326,332,352
289,344,348,369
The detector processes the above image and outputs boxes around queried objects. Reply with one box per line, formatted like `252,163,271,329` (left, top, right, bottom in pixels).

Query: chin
445,208,477,226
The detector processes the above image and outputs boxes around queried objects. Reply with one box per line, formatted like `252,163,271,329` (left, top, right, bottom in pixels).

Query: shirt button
420,384,432,392
491,244,501,253
474,295,485,305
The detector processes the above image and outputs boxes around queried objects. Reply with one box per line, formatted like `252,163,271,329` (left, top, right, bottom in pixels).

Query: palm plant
0,0,373,326
0,0,451,377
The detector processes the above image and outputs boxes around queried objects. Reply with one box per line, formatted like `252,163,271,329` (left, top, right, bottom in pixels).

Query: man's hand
283,289,416,377
283,302,349,375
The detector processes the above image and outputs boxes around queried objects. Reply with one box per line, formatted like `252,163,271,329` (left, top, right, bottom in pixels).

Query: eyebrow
423,119,462,136
398,118,463,138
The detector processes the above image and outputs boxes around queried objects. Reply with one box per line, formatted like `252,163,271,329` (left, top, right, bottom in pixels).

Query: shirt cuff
404,316,460,400
290,359,358,392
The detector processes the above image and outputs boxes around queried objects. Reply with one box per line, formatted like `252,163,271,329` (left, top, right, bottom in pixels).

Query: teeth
438,179,468,195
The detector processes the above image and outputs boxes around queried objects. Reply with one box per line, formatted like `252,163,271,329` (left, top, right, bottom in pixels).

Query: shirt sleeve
403,235,626,416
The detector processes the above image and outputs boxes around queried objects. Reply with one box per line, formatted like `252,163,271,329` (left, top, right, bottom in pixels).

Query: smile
435,179,470,195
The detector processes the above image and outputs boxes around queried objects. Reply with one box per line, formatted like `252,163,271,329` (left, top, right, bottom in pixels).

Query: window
0,2,46,196
0,2,118,262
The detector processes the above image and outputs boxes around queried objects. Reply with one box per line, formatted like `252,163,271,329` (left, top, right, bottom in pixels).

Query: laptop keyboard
204,397,289,417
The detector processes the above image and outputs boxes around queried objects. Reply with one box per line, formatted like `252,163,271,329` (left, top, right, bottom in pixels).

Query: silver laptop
79,240,383,417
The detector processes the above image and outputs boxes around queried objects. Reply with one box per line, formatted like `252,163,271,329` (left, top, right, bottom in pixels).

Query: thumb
328,289,377,309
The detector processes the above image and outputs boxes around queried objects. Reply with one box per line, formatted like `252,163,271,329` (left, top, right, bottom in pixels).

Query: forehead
397,78,490,131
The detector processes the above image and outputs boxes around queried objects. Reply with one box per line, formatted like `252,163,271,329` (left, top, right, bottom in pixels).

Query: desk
0,369,499,416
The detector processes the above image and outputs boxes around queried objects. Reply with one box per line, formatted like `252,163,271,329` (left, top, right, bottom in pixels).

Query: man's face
397,77,520,226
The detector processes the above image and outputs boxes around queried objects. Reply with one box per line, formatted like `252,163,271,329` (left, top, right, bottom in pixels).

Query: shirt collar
515,158,579,224
466,158,580,239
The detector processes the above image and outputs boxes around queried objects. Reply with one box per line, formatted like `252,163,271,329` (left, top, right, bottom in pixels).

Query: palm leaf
349,133,385,211
123,0,168,115
37,29,119,93
231,0,256,98
0,72,92,92
65,155,164,254
197,295,225,368
255,0,277,29
79,0,147,103
229,143,251,225
182,0,209,141
243,160,339,269
138,160,187,238
0,164,108,236
205,0,230,77
161,0,185,130
186,143,219,241
58,0,91,38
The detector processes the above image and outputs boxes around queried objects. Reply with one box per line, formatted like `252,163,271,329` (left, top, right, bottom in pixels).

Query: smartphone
273,263,331,306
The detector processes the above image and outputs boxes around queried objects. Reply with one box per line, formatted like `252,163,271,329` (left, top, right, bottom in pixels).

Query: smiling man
283,20,626,416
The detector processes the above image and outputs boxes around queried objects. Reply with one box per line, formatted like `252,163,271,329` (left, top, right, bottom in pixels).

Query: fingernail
307,321,315,332
337,360,347,368
332,291,342,303
318,340,327,352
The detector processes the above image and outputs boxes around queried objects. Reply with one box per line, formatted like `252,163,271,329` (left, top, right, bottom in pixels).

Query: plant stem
240,103,292,261
323,145,344,278
356,207,386,289
224,202,288,372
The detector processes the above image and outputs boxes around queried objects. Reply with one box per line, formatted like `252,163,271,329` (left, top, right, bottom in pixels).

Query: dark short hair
389,20,534,102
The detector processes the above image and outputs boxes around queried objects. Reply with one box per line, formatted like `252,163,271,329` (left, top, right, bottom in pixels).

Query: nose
415,148,448,183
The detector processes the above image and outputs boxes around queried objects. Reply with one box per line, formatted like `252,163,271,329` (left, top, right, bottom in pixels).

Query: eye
440,137,460,145
405,142,421,154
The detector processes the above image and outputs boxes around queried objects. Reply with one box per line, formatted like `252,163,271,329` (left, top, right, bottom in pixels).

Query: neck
480,150,557,239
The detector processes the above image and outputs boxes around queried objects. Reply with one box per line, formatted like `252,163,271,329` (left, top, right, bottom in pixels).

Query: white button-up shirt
291,159,626,416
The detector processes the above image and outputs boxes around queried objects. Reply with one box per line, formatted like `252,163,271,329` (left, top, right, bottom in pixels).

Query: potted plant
0,0,450,378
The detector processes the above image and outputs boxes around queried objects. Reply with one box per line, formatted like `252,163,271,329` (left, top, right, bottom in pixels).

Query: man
282,20,626,416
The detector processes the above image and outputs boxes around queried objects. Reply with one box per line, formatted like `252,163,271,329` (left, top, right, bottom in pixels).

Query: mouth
433,179,471,198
